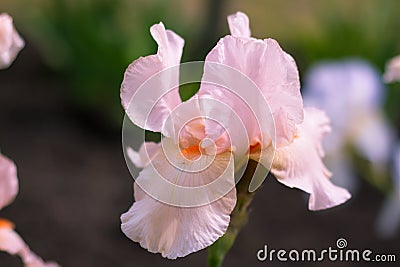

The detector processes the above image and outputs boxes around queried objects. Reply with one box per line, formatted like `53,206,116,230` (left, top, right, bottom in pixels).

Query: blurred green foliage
1,0,400,126
0,0,205,124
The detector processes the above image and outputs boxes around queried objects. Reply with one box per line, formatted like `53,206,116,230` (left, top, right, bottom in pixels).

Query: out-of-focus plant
0,0,205,124
303,59,395,194
291,1,400,68
2,0,400,125
303,58,400,238
384,55,400,84
375,55,400,238
376,143,400,238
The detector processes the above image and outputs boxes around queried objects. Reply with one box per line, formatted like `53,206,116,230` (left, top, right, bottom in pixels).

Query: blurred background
0,0,399,266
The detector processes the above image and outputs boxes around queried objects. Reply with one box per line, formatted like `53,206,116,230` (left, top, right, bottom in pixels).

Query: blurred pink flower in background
0,154,59,267
1,14,58,266
0,13,24,69
120,11,350,259
384,55,400,83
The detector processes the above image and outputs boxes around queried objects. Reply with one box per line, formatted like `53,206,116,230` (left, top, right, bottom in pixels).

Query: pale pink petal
121,148,237,258
271,108,351,210
200,26,303,147
0,225,59,267
0,223,24,255
161,97,234,155
384,55,400,83
126,142,161,169
121,22,184,132
132,138,236,207
0,13,24,69
161,96,203,141
227,12,251,38
121,187,235,259
0,153,18,210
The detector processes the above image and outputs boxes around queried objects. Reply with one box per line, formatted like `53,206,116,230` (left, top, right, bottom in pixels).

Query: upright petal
200,25,303,147
227,12,251,38
0,153,18,210
121,22,184,132
0,13,24,69
121,146,237,258
0,224,59,267
271,108,351,210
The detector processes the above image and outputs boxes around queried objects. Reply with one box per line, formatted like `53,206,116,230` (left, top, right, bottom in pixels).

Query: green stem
207,160,259,267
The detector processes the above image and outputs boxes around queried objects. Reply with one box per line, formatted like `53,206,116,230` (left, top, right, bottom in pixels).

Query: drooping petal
121,22,184,132
227,12,251,38
121,186,236,259
200,25,303,147
0,13,24,69
0,153,18,210
121,143,237,258
384,55,400,83
0,223,59,267
126,142,161,169
271,108,351,210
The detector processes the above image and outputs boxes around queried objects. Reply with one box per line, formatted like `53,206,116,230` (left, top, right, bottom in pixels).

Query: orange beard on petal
180,145,201,161
0,218,15,229
249,142,261,155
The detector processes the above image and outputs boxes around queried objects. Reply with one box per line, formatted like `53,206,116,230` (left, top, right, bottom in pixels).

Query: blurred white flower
303,59,395,192
384,55,400,83
0,13,24,69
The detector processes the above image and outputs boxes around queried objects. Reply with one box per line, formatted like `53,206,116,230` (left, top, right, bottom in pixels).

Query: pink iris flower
120,11,351,259
0,13,24,69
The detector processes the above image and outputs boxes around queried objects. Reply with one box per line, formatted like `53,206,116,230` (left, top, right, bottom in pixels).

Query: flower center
179,137,217,161
180,144,201,161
